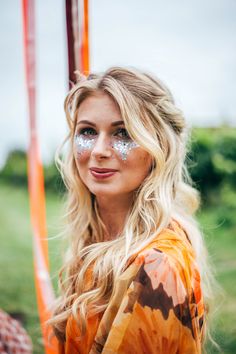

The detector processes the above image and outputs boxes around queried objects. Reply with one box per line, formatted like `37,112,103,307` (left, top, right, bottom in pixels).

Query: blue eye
78,127,97,136
114,128,131,140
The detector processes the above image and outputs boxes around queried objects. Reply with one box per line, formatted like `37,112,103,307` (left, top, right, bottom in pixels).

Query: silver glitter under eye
112,139,139,160
74,134,96,155
74,134,139,159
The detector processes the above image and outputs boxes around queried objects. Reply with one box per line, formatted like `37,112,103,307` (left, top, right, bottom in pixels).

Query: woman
50,67,209,353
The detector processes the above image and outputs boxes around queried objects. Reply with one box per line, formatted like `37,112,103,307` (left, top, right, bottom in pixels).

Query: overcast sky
0,0,236,166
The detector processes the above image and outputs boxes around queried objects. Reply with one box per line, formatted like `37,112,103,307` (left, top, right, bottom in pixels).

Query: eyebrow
76,120,125,127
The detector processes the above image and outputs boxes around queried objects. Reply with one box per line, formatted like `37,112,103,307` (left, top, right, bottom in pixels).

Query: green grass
0,183,235,353
0,183,63,353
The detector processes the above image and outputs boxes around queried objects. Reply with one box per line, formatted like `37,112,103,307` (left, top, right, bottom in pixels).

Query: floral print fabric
58,220,205,354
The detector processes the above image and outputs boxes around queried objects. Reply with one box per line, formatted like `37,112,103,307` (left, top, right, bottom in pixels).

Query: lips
90,167,117,173
89,167,118,179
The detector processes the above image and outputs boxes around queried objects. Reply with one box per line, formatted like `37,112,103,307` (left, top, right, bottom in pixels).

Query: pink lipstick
89,167,117,179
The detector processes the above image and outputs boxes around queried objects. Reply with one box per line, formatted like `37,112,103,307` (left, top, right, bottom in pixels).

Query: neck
96,193,134,240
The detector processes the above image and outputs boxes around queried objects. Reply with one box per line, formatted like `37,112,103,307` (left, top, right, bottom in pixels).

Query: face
73,92,152,199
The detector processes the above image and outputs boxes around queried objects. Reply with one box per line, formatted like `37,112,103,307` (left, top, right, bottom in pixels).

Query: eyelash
78,127,96,136
77,127,131,139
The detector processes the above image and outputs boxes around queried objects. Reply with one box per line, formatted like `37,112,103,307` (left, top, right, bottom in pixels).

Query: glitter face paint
111,139,139,160
74,134,96,155
74,133,139,161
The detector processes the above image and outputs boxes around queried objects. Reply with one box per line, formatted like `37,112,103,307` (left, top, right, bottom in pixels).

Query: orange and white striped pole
22,1,57,353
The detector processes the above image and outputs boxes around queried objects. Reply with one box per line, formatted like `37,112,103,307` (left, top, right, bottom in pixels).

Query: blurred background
0,0,235,353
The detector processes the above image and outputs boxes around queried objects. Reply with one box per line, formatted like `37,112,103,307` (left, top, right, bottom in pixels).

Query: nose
91,133,112,159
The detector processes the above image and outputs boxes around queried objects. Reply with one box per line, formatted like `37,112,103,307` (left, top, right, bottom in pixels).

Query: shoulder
131,219,203,311
133,248,190,313
135,219,196,273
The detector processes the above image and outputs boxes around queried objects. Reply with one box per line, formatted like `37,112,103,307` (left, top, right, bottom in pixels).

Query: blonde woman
50,67,209,353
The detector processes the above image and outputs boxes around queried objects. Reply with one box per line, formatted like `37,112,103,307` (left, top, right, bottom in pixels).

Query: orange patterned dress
58,220,205,354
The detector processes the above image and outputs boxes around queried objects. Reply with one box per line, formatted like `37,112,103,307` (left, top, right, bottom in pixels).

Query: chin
90,188,119,198
88,184,125,198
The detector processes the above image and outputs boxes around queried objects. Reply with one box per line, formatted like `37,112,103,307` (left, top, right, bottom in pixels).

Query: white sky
0,0,236,166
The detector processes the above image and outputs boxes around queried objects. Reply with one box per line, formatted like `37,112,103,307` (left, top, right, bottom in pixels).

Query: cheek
73,151,90,186
74,149,90,164
126,151,152,179
74,135,95,163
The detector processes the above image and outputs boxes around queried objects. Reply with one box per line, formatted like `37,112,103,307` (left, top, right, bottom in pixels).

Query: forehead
76,92,122,123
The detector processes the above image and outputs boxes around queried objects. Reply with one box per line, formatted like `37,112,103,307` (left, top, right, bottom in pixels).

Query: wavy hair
49,67,214,344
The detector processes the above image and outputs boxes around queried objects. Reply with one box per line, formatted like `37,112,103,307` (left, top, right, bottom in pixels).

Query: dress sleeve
102,247,205,354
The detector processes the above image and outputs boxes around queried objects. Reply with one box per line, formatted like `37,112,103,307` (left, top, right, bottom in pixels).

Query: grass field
0,183,235,353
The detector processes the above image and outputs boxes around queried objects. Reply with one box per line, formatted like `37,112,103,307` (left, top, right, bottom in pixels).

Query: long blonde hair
50,67,213,342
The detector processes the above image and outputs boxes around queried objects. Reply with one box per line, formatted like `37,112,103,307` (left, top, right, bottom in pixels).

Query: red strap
66,0,90,87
